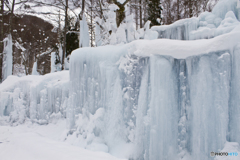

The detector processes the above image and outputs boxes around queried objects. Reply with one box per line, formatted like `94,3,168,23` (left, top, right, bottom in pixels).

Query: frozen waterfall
66,29,240,159
2,30,239,160
1,0,240,159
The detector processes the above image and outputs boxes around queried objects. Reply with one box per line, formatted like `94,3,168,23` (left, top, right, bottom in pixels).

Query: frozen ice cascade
151,0,240,41
1,0,240,160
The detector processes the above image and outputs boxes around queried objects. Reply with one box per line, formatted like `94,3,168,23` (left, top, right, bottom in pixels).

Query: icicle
32,61,39,75
144,21,158,40
126,14,139,43
79,14,90,48
51,52,56,73
2,34,13,80
95,24,102,47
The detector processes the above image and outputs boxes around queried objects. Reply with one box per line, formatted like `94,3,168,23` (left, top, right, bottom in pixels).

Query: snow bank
0,121,125,160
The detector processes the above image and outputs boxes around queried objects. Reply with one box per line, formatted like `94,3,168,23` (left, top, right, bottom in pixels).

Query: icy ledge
1,27,240,160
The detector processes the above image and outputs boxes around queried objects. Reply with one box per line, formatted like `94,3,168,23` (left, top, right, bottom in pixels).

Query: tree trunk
82,0,85,17
58,10,61,46
90,0,93,47
113,0,130,27
143,0,147,24
135,0,138,30
177,0,180,20
189,0,193,18
0,0,4,82
8,0,15,35
139,0,143,28
62,0,68,70
116,4,125,27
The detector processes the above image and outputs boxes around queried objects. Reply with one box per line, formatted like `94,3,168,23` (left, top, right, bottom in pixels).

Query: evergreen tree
147,0,163,26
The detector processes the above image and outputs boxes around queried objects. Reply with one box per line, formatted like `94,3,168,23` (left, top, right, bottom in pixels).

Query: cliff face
1,14,58,76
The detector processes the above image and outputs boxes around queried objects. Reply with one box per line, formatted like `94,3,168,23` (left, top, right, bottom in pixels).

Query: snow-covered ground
0,120,126,160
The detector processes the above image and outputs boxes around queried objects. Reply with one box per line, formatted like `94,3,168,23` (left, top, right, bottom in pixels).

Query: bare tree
112,0,131,27
62,0,68,70
9,0,15,35
139,0,143,28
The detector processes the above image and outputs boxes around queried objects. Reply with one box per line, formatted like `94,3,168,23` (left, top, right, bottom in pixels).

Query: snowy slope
14,0,80,27
0,120,126,160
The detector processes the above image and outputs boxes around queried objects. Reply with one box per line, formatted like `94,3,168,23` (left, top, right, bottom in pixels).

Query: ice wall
66,28,240,159
0,72,69,124
151,0,240,41
1,28,240,159
151,18,199,40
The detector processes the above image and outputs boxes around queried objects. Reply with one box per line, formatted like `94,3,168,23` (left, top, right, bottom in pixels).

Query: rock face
1,14,58,76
